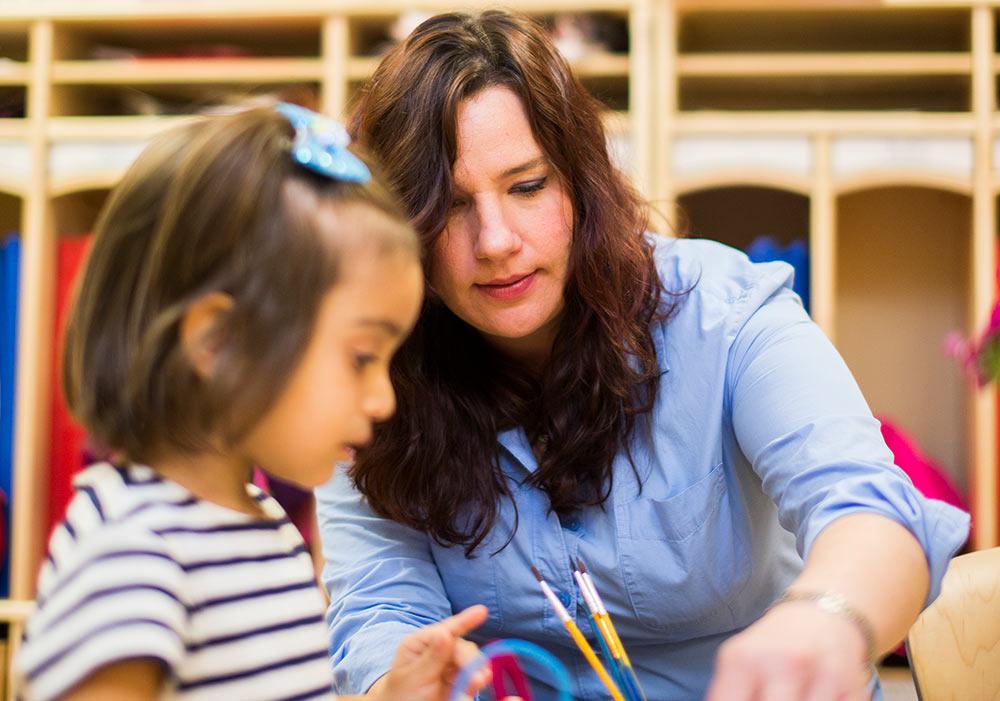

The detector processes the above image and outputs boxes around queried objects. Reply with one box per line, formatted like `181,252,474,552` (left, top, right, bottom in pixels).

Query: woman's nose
474,200,522,260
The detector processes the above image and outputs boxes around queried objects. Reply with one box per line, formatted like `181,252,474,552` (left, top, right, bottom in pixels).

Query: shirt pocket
616,461,751,637
431,536,505,634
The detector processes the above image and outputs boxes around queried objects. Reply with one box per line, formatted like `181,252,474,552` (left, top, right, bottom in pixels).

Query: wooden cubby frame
4,0,1000,696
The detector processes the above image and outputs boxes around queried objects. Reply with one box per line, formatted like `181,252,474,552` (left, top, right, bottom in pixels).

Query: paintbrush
577,559,648,701
531,565,625,701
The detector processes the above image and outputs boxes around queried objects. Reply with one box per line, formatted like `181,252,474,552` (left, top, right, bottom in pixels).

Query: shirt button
561,515,582,531
557,592,572,608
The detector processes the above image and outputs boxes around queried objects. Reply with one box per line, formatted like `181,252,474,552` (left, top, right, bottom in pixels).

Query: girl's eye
511,177,547,196
449,197,467,210
352,353,376,371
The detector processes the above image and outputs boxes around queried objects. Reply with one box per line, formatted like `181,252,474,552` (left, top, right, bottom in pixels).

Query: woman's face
430,86,573,366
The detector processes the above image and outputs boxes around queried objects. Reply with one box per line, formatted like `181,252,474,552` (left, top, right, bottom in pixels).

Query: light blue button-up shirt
317,236,969,700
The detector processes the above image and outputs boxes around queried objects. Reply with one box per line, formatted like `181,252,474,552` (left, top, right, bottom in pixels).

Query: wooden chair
906,548,1000,700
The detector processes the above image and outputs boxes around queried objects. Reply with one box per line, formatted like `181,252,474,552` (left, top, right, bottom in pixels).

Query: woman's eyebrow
499,156,546,179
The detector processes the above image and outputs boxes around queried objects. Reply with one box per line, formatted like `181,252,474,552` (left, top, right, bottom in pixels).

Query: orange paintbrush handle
564,619,625,701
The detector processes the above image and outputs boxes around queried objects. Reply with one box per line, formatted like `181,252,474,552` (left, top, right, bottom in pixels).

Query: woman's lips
476,271,536,300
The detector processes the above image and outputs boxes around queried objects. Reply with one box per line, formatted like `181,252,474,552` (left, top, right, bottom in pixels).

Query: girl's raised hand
372,604,493,701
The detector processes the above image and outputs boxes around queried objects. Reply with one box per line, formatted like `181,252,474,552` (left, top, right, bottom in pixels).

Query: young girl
15,104,491,701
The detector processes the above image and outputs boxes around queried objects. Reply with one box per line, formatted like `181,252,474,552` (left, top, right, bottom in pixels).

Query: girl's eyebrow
355,318,404,337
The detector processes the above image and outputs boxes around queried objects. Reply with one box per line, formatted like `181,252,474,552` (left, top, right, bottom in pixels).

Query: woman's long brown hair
350,10,680,555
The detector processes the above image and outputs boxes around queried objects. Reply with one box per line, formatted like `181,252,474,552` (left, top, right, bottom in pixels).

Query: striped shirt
17,463,336,701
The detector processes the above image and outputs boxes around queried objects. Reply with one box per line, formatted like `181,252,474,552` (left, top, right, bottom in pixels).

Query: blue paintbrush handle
617,661,647,701
589,614,627,696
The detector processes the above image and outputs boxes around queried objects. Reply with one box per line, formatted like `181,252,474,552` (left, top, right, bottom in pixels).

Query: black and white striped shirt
17,463,336,701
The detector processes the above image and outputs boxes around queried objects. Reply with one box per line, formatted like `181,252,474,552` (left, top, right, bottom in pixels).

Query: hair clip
274,102,371,184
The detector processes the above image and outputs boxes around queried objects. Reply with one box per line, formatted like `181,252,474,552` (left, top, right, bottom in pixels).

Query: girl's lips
476,271,536,300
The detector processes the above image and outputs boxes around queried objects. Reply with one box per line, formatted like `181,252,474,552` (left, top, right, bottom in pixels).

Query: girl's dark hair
350,10,676,555
63,107,416,464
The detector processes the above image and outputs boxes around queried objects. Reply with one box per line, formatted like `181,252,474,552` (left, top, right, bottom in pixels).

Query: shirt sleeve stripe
182,544,308,572
275,685,338,701
37,550,177,607
24,617,183,682
76,485,106,521
188,578,316,613
186,613,324,652
37,583,186,634
153,519,291,535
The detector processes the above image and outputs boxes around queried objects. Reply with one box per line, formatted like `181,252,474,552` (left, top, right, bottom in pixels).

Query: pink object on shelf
878,416,968,660
878,417,967,513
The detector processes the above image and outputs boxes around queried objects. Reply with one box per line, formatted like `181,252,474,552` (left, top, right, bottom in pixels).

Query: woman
317,11,968,700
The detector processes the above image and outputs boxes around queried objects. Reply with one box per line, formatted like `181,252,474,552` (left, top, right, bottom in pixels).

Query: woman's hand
705,601,874,701
368,605,493,701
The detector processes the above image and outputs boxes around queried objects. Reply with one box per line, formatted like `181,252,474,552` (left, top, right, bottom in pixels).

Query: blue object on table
450,639,573,701
745,235,810,313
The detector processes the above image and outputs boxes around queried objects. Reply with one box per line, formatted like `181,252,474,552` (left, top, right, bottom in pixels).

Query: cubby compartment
677,7,971,113
51,188,108,237
679,74,970,113
676,185,809,251
0,24,29,64
0,191,19,233
48,18,323,119
680,8,970,54
835,187,971,494
0,87,24,119
49,81,321,117
345,10,630,113
51,18,322,62
676,185,811,310
0,23,30,122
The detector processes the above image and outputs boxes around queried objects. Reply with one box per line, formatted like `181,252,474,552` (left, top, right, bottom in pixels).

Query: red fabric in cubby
47,234,93,535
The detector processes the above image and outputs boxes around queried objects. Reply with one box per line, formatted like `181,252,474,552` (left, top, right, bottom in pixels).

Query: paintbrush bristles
531,565,543,582
577,558,588,574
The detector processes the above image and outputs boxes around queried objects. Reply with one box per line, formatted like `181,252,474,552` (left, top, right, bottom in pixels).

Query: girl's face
430,86,574,367
240,206,423,488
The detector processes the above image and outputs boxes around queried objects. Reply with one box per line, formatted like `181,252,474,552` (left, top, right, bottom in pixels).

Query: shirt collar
497,426,538,475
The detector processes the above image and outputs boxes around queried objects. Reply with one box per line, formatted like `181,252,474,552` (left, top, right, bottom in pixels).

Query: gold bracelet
767,589,877,665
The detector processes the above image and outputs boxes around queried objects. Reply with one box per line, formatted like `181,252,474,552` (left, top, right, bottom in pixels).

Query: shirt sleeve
316,468,454,694
16,525,187,701
725,274,970,607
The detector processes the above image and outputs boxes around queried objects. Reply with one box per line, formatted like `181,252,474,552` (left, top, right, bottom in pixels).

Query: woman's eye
511,177,547,196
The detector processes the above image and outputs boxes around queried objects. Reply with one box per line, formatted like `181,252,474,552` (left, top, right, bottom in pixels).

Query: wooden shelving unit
659,2,1000,570
4,0,1000,695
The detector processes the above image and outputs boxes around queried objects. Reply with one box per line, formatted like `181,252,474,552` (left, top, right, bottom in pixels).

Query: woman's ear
180,291,234,380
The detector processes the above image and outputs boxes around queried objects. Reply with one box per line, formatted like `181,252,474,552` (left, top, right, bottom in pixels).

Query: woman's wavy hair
349,10,678,555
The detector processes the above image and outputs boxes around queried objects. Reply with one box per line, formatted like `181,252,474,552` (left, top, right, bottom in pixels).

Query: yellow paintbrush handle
564,619,626,701
600,612,633,667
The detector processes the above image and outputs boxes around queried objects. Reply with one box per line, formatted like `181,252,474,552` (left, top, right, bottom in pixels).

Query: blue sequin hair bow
275,102,371,184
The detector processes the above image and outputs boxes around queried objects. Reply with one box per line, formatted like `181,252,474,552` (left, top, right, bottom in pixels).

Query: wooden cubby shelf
3,0,1000,697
